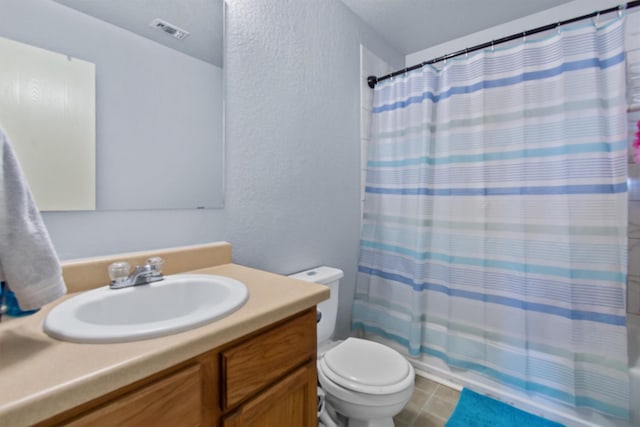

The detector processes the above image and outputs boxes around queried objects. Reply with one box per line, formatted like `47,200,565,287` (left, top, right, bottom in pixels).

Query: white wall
223,0,402,338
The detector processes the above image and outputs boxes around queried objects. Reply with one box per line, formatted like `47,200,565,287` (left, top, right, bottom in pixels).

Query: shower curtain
353,17,630,419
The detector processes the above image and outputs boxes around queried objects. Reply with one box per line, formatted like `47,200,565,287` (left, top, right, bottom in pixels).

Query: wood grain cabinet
66,365,205,427
38,309,318,427
222,363,317,427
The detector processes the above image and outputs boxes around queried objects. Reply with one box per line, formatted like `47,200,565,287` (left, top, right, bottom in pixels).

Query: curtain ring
593,11,600,27
618,4,626,17
465,48,469,58
522,31,527,42
491,40,495,52
556,22,562,34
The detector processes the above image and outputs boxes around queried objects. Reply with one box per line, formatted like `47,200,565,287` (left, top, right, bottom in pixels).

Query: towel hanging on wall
0,127,66,311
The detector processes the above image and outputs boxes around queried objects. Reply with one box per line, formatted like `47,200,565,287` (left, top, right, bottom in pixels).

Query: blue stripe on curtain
365,183,627,196
358,265,626,325
365,157,627,184
359,247,627,307
372,53,626,113
353,16,630,420
368,141,629,167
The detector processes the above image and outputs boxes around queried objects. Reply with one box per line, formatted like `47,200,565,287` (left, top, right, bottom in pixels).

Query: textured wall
223,0,402,338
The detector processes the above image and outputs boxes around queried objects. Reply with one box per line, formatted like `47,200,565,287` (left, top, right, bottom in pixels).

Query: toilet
289,267,415,427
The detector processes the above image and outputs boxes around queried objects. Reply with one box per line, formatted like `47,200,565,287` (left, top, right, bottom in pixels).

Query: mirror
0,0,224,210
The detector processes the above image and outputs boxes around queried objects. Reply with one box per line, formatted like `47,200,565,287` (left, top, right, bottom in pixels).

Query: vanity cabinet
37,308,317,427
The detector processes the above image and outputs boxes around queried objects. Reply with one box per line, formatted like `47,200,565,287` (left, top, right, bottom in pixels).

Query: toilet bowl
318,337,414,427
289,267,415,427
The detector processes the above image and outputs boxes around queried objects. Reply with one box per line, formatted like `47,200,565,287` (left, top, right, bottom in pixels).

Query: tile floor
394,376,461,427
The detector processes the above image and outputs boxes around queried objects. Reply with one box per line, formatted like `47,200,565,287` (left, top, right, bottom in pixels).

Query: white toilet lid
320,338,413,395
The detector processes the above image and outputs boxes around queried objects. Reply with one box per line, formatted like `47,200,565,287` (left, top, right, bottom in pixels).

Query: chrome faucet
108,257,164,289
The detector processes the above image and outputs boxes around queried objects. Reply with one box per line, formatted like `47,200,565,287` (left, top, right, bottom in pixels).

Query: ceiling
52,0,223,67
50,0,580,68
341,0,576,56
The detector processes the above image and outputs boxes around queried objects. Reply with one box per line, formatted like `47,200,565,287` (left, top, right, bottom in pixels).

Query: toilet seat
318,361,414,407
319,338,413,395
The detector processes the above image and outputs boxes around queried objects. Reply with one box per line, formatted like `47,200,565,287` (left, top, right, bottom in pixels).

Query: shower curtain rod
367,0,640,89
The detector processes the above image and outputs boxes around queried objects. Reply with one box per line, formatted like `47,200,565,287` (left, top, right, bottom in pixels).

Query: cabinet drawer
67,364,203,427
221,309,316,409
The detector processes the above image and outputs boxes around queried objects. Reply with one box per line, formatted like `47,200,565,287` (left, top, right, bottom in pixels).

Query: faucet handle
108,261,131,284
146,256,164,274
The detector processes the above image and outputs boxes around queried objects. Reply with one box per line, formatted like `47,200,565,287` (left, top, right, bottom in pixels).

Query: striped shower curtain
353,17,630,419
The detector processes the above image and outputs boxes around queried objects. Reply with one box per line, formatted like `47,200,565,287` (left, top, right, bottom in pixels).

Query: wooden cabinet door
222,362,317,427
221,309,316,410
66,365,204,427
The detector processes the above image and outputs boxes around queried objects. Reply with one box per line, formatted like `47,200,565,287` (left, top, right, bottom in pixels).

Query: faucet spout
109,258,164,289
130,264,163,286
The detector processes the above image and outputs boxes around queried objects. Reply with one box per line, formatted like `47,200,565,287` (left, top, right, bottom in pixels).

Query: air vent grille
150,18,190,40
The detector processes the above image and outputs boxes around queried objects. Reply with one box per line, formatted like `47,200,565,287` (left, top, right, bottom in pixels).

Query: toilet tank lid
288,266,344,284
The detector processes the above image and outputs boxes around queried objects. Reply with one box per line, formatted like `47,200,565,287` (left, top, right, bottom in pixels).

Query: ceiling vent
149,18,190,40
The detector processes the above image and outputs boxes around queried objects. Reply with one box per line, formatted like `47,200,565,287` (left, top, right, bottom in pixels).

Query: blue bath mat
446,388,564,427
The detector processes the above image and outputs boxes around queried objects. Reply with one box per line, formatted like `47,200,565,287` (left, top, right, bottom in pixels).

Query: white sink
43,274,248,343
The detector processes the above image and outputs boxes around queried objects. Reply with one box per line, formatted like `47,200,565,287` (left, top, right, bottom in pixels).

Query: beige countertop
0,263,329,426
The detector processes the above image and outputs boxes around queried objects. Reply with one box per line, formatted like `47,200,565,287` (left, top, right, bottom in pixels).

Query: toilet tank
288,266,343,345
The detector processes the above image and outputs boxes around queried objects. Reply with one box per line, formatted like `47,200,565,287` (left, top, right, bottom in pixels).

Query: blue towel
446,388,564,427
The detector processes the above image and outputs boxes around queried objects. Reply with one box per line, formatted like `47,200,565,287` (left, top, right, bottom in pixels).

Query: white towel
0,128,66,310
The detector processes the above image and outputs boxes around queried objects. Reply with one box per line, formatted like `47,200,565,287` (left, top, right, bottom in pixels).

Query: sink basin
43,274,248,343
